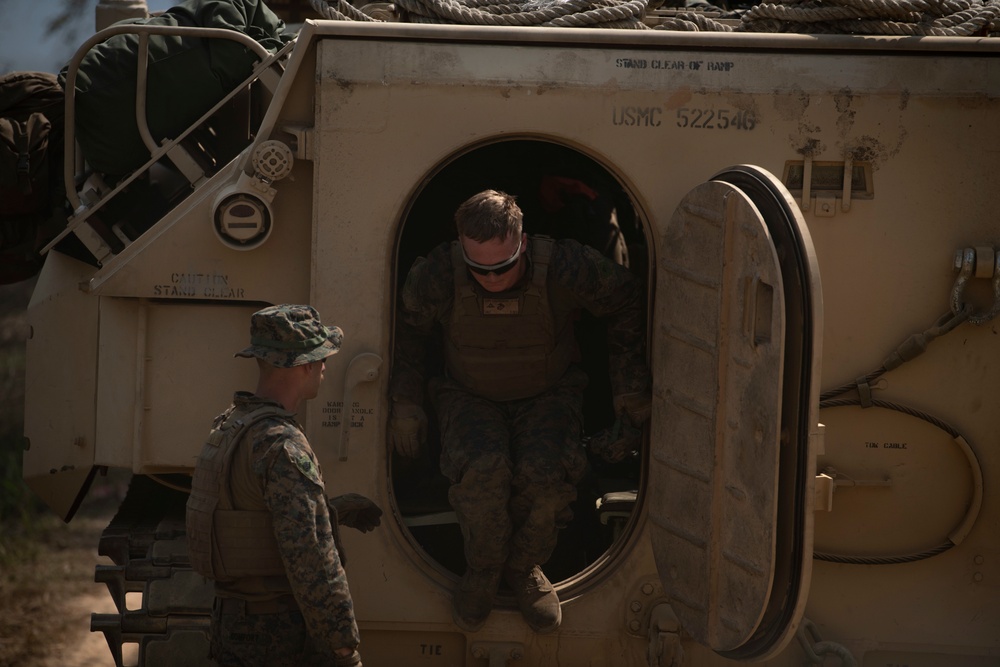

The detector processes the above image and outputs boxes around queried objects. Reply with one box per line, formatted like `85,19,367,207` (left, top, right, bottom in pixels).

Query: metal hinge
647,603,684,667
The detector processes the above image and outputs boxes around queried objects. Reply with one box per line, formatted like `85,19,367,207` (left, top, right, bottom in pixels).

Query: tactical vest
445,236,576,402
186,403,294,582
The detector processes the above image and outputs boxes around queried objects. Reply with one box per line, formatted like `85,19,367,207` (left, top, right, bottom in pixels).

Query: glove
588,417,643,463
614,391,652,426
329,493,383,533
589,391,651,463
387,400,427,458
334,648,362,667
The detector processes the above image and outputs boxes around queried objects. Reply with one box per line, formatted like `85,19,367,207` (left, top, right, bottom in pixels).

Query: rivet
974,555,985,565
973,572,984,582
630,600,642,612
629,619,641,632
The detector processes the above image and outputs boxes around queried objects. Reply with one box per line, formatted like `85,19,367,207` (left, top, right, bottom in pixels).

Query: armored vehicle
20,0,1000,664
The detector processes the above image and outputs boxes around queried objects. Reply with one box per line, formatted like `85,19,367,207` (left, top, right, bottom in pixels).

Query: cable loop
813,641,860,666
797,619,858,666
931,303,973,335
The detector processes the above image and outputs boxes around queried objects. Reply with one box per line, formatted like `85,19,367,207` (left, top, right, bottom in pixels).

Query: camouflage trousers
210,598,340,667
431,366,589,573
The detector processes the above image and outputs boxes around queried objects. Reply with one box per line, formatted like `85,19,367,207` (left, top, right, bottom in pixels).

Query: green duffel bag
60,0,289,178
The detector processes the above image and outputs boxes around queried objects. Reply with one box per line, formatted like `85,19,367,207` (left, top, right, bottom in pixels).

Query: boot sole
525,603,562,634
451,604,489,633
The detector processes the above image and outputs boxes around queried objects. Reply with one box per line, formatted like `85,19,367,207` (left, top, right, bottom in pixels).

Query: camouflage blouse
221,392,360,653
390,236,651,406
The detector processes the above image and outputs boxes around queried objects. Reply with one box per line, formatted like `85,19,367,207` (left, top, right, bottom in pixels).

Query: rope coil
312,0,1000,33
740,0,1000,33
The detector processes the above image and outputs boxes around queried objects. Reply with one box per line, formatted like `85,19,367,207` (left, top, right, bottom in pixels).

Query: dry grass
0,277,125,667
0,493,121,667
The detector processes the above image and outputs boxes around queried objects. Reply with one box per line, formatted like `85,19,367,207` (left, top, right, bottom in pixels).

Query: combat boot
505,565,561,633
452,567,501,632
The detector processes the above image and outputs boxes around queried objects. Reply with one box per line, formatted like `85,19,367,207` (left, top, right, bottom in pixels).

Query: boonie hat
235,304,343,368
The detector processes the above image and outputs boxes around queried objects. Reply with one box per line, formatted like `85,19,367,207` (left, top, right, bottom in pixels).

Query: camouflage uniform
209,393,359,666
391,237,649,572
186,305,361,667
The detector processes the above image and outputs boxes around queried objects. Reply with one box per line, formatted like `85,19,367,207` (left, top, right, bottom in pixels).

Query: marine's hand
613,390,652,426
590,391,651,463
334,648,361,667
588,417,642,463
329,493,383,532
387,401,427,458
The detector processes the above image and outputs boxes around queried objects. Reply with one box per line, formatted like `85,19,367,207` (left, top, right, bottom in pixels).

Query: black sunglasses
461,236,524,276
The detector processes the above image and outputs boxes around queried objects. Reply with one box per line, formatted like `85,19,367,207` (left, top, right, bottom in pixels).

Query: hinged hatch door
649,165,823,660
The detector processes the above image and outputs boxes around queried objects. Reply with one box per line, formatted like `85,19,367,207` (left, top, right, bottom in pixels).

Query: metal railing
43,23,292,262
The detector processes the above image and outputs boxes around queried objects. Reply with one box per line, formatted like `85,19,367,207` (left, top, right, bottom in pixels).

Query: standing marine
186,304,381,666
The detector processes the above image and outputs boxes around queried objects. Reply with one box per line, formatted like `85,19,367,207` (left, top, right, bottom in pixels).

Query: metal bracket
625,575,668,637
952,246,1000,325
647,603,684,667
814,194,837,217
471,642,524,666
841,153,854,212
814,472,835,512
281,124,316,162
338,352,382,461
814,467,891,512
796,153,861,215
801,153,813,211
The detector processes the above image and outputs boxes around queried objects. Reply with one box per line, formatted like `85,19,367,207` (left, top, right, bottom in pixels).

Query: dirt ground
0,482,139,667
0,277,138,667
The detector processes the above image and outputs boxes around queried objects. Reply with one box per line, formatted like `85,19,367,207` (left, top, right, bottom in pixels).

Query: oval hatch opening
389,138,651,587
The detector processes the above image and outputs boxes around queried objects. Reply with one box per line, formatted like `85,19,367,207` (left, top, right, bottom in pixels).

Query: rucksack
0,71,66,284
64,0,289,178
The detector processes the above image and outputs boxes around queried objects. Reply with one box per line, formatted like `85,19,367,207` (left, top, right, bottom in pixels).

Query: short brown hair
454,190,522,242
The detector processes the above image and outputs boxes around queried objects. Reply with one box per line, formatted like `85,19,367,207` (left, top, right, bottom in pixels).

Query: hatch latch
647,603,684,667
